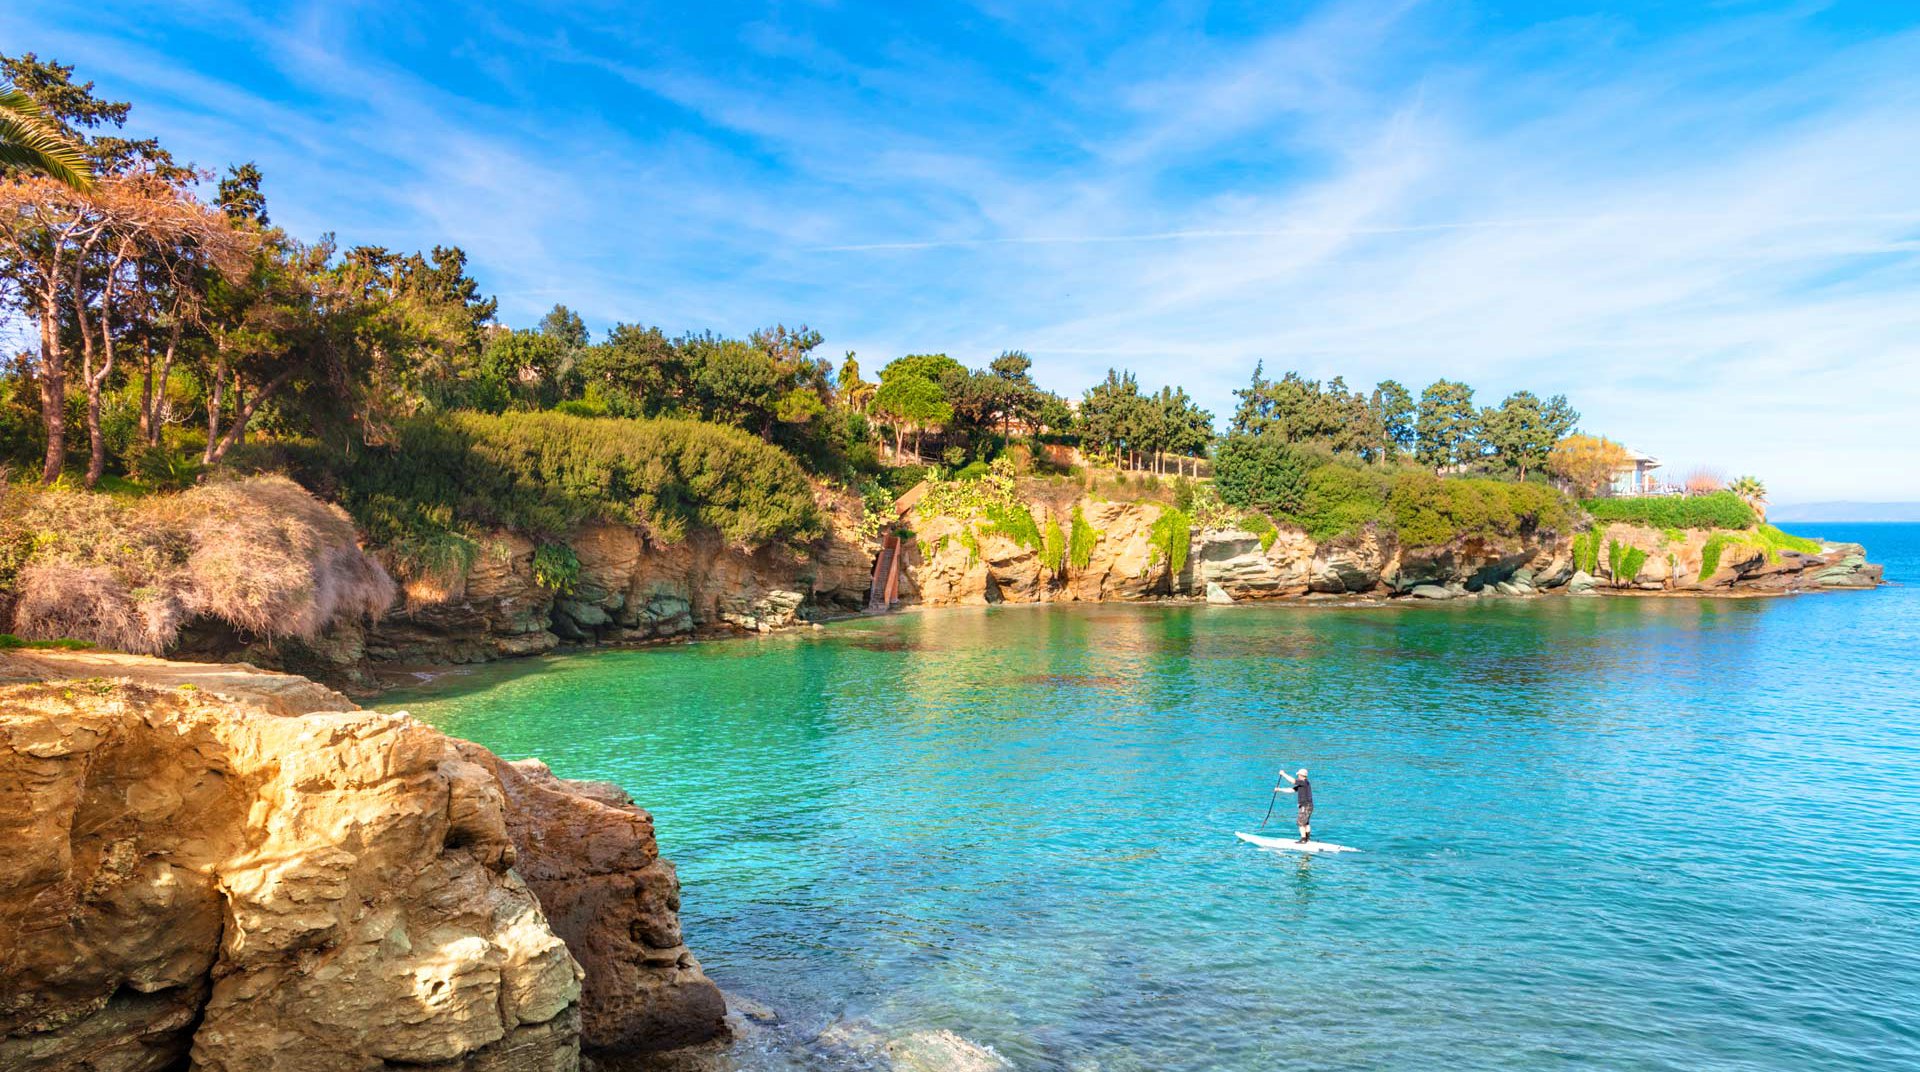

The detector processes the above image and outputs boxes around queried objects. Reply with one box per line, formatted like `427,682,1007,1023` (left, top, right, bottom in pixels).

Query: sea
388,522,1920,1071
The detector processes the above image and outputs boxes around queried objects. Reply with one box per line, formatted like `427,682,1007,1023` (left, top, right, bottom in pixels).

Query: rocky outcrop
452,751,726,1054
0,652,723,1071
896,494,1883,608
369,516,871,670
1580,524,1882,593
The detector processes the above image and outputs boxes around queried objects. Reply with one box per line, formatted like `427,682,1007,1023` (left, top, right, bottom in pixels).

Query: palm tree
1,86,94,191
1729,475,1767,521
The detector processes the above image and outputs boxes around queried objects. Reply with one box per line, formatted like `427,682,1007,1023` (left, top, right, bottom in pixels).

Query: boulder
1193,528,1311,599
452,753,727,1055
1567,570,1599,594
1205,582,1235,605
1409,584,1454,600
1310,529,1390,594
0,652,728,1070
0,670,581,1071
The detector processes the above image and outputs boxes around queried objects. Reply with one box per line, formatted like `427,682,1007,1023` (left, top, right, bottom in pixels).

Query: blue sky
7,1,1919,502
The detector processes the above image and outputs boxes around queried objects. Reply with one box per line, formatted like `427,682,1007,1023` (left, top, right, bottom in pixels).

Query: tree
1369,380,1415,460
1479,390,1577,481
1729,475,1767,520
871,372,950,459
1548,434,1630,497
1415,379,1477,469
989,349,1033,385
1079,369,1152,468
0,85,93,190
216,162,267,226
836,353,875,412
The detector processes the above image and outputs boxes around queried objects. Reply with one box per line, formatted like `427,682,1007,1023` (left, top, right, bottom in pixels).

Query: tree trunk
147,322,180,448
36,292,66,484
206,366,293,464
204,352,227,465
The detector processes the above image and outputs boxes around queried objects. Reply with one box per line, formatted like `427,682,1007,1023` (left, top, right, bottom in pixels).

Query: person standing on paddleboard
1275,768,1312,842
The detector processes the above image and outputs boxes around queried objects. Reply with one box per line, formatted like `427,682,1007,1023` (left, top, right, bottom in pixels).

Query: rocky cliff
233,509,874,689
0,651,724,1071
895,496,1880,607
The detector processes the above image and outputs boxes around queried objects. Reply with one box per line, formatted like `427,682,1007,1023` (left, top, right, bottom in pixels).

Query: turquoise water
391,524,1920,1070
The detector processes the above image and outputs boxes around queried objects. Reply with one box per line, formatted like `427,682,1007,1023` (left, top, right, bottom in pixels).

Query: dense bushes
0,476,395,653
1582,492,1756,530
315,412,823,559
1215,434,1578,546
1214,435,1311,518
1386,472,1576,547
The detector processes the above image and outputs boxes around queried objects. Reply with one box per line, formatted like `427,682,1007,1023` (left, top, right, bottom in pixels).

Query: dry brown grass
2,475,395,654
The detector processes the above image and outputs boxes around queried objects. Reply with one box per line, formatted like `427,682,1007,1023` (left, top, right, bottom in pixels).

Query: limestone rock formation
365,512,870,667
452,751,728,1054
0,652,724,1070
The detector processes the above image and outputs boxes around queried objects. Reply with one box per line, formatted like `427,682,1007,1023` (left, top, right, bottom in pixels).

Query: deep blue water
391,523,1920,1071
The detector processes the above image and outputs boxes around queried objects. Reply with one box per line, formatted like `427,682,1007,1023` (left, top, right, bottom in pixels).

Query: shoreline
362,577,1885,698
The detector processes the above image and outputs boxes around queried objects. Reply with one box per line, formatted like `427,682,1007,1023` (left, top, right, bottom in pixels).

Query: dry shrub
1684,467,1724,495
4,475,395,654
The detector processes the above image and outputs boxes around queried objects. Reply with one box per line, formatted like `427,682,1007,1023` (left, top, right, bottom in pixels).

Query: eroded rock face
1192,528,1311,598
0,653,725,1071
371,513,872,666
453,752,728,1055
900,501,1173,606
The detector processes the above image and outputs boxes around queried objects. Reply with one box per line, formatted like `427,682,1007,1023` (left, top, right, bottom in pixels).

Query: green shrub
1606,539,1647,586
1215,435,1311,516
1699,533,1733,580
1148,506,1192,576
981,501,1042,550
314,412,822,557
1754,523,1820,557
0,633,94,650
1239,511,1279,552
532,544,581,593
1388,471,1576,547
1582,492,1756,530
1069,505,1100,570
1572,524,1604,575
956,525,980,566
1281,464,1389,541
1040,514,1066,573
131,447,207,491
552,398,609,418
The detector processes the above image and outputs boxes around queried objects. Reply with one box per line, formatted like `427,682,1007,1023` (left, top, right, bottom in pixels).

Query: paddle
1258,768,1284,829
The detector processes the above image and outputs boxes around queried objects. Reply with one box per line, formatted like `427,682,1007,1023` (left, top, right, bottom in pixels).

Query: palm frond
0,86,95,192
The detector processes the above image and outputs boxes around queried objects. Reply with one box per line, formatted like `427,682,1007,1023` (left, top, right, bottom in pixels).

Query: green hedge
316,412,822,553
1582,492,1756,530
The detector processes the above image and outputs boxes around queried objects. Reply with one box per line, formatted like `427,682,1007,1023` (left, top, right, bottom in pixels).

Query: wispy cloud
5,1,1918,499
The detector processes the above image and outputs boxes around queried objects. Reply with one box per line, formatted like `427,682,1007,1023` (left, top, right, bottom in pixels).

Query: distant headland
1771,502,1920,523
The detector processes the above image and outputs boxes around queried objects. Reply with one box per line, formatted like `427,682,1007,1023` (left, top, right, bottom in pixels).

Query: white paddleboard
1236,831,1360,854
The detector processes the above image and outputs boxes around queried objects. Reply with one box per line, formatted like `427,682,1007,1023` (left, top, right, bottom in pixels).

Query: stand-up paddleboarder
1275,768,1312,843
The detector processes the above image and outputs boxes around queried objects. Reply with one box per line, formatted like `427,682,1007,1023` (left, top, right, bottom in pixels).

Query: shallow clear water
391,523,1920,1071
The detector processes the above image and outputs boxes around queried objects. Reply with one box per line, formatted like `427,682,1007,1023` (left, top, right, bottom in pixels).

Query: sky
5,0,1918,502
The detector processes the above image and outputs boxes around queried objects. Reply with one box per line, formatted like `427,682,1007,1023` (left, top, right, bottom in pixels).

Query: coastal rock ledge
0,651,724,1071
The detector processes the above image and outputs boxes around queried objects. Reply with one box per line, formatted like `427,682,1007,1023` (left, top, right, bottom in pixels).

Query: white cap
1297,768,1309,778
